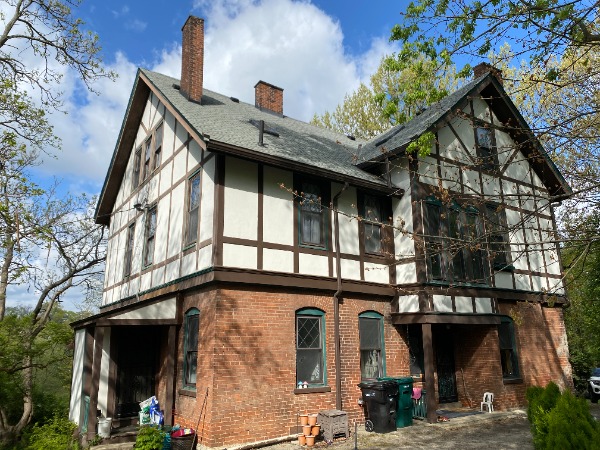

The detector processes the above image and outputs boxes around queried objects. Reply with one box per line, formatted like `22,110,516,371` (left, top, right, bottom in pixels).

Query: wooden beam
164,325,177,426
422,323,437,423
391,313,502,325
87,326,105,440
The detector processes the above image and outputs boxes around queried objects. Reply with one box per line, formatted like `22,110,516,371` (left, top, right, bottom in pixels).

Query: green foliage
526,383,600,449
25,415,80,450
406,131,435,157
134,426,166,450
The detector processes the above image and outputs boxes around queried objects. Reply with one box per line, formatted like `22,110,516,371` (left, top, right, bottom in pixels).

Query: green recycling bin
378,376,414,428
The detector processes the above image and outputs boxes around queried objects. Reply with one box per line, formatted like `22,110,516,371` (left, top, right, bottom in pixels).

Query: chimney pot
254,80,284,115
473,62,503,85
181,16,204,103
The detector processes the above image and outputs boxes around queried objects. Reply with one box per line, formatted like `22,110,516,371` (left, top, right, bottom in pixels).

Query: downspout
333,182,349,410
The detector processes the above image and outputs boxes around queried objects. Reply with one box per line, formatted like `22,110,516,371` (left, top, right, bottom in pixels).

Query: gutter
332,182,349,410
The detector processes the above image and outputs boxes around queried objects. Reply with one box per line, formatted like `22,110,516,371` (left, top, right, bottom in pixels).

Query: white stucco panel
223,157,258,240
364,262,389,284
155,196,170,264
113,297,177,320
482,174,500,199
262,248,294,273
462,168,481,196
174,118,188,153
335,185,360,255
172,145,187,185
333,258,361,281
440,160,461,191
446,116,475,164
198,244,213,271
162,111,176,161
263,166,293,246
298,253,328,277
502,180,519,207
69,329,86,424
140,271,152,292
98,328,111,417
159,160,173,196
167,184,185,258
223,243,257,269
181,251,197,276
393,195,415,257
548,278,565,295
165,260,179,284
515,273,531,291
433,295,452,312
494,272,514,289
390,157,410,188
152,265,166,287
455,296,473,313
396,262,417,284
200,156,215,243
475,298,493,314
418,156,438,186
188,139,202,170
397,295,420,313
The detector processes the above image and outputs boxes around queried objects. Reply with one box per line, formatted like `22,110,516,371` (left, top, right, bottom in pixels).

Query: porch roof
391,312,503,325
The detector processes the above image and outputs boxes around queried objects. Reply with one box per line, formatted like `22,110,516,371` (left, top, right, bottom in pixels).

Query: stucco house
69,15,573,448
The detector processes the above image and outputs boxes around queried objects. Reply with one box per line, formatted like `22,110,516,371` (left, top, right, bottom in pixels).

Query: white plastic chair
481,392,494,413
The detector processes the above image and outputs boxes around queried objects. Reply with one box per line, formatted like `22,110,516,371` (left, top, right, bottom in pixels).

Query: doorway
114,326,158,418
435,326,458,403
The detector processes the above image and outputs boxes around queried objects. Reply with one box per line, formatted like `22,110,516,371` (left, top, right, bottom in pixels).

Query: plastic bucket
98,418,112,438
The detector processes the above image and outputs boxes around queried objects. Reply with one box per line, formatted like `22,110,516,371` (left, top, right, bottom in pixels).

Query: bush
25,415,80,450
134,426,165,450
526,382,600,449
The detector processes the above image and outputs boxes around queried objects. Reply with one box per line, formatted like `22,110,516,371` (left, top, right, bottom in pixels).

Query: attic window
249,119,280,137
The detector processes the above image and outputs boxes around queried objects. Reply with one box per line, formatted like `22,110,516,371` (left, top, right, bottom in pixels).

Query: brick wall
169,290,572,447
254,81,284,115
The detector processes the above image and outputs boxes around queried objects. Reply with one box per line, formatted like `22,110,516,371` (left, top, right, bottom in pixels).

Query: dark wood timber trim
95,318,179,326
294,386,332,394
213,154,225,266
165,325,176,426
87,326,105,440
392,312,502,325
107,329,117,421
422,323,437,423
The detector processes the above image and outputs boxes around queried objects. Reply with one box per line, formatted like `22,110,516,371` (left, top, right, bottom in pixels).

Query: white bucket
98,417,112,438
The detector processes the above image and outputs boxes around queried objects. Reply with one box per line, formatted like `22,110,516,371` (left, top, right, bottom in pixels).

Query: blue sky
31,0,411,197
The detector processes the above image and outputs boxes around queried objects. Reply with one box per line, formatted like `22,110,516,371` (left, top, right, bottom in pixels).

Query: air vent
173,84,181,90
230,97,239,103
346,135,356,141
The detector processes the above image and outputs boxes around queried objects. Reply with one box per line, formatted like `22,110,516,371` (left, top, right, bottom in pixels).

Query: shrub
134,426,165,450
26,415,80,450
526,382,600,449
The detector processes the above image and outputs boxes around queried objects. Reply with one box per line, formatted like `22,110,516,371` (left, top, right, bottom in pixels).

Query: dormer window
475,126,497,170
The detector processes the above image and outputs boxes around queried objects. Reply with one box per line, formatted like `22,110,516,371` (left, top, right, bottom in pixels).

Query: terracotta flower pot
308,414,318,426
302,425,312,436
311,424,321,436
298,434,306,446
305,435,315,446
299,414,309,426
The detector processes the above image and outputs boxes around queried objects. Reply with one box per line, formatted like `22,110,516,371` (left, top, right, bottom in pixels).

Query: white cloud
33,0,399,186
125,18,147,32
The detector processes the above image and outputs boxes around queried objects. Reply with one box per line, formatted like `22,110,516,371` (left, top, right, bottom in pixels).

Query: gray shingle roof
141,69,387,186
357,74,486,165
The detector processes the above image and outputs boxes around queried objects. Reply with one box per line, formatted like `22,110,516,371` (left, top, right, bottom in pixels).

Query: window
498,317,520,379
142,138,152,181
183,308,199,387
185,172,201,246
153,123,163,170
485,204,511,270
423,198,487,284
132,147,141,190
407,325,424,377
123,222,135,278
299,182,325,247
475,126,497,170
363,195,384,254
359,312,385,379
143,206,157,267
296,308,326,386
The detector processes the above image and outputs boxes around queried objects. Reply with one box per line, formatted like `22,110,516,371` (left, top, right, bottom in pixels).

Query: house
69,15,573,448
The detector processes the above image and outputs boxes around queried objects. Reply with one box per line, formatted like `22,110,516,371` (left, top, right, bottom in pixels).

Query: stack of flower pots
298,413,320,446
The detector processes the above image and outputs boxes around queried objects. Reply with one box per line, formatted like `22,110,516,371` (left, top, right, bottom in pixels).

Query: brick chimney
180,16,204,103
254,81,284,115
473,62,503,85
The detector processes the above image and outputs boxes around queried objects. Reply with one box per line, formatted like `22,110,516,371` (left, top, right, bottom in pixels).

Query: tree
0,0,112,444
312,54,457,140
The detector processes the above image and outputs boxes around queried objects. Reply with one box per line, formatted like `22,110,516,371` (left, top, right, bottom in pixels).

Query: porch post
80,327,95,430
422,323,437,423
164,325,176,426
87,326,105,440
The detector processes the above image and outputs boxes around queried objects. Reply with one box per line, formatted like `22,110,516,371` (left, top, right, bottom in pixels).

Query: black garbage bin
378,376,414,428
358,380,398,433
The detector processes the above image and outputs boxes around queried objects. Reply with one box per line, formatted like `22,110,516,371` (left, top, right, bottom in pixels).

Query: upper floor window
123,222,135,278
499,317,520,379
296,308,326,387
475,126,497,170
153,123,163,170
485,204,511,270
143,206,157,267
423,198,487,284
185,171,201,246
362,195,384,254
132,147,141,190
142,138,152,181
359,312,385,380
299,182,326,248
183,308,200,388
